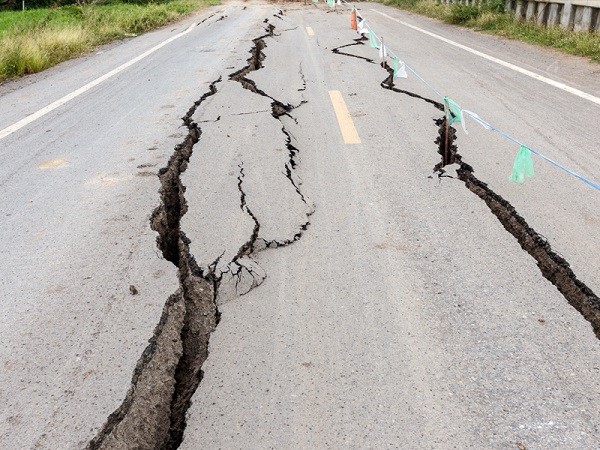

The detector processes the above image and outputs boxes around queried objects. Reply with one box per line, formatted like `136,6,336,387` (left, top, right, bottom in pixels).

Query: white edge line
370,9,600,107
0,22,198,141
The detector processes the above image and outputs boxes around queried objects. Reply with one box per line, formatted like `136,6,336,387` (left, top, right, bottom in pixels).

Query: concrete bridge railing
439,0,600,32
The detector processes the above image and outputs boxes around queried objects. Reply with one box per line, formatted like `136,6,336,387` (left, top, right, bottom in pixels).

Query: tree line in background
0,0,170,11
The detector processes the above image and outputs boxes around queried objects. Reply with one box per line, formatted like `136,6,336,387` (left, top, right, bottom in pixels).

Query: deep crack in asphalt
88,76,221,450
333,37,600,340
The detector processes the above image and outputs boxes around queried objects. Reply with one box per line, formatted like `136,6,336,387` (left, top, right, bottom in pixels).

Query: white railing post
560,1,575,29
574,5,593,32
547,2,561,26
515,0,526,19
536,2,549,25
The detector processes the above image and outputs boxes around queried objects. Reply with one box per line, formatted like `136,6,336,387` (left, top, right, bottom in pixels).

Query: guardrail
439,0,600,32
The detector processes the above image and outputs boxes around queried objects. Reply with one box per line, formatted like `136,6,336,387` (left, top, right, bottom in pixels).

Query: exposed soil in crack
333,37,600,340
87,78,221,450
87,292,184,450
152,79,227,449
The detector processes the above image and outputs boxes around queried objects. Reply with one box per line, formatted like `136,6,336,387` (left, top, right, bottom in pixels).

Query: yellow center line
306,26,315,36
328,91,361,145
38,158,67,170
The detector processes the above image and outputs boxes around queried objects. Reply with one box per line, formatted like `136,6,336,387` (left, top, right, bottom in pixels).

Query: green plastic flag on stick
369,29,379,49
444,97,462,125
327,0,334,8
444,96,468,134
509,145,535,184
312,0,318,3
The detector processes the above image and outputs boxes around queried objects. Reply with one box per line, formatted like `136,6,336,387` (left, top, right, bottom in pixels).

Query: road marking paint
38,158,67,170
370,9,600,106
329,90,361,144
0,22,200,141
306,26,315,36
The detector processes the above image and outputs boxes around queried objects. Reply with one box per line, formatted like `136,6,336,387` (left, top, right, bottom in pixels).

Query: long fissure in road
380,46,600,339
87,76,222,450
87,15,313,449
334,35,600,340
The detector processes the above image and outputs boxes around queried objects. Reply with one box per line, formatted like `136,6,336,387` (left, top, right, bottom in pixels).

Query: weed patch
0,0,219,82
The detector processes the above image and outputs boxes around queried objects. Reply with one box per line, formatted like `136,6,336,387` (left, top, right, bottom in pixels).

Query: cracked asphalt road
1,1,599,449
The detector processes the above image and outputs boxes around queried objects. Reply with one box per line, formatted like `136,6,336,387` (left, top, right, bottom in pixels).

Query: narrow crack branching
332,37,600,340
233,163,261,263
226,19,314,262
275,26,300,33
197,12,217,26
198,115,221,123
298,62,307,92
203,19,315,299
380,63,444,111
232,110,271,116
332,37,376,64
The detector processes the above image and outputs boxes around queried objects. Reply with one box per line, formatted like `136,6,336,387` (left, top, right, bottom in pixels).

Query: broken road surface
0,1,599,449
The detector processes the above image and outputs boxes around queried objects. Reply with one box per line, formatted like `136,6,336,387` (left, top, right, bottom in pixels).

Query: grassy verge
380,0,600,62
0,0,219,82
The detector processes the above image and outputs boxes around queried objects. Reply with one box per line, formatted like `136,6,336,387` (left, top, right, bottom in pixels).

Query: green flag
444,96,469,134
444,97,462,125
369,30,379,49
509,145,535,184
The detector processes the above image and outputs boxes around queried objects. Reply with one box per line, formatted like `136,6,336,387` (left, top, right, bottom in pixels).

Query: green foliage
384,0,421,7
1,0,180,11
448,1,504,25
0,0,217,81
481,0,505,14
449,4,479,24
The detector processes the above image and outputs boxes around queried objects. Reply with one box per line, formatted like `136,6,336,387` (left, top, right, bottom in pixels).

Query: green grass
0,0,219,82
381,0,600,62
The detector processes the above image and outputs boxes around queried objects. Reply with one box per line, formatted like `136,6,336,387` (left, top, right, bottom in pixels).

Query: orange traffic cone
350,9,357,31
